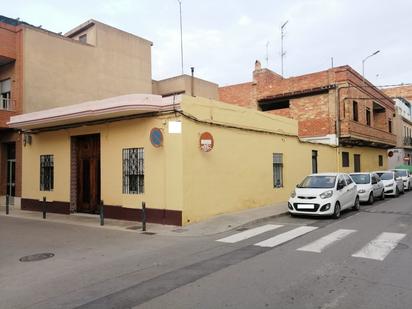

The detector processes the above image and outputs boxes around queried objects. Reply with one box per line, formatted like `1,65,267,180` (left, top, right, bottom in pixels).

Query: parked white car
375,171,404,197
288,173,359,219
349,172,385,204
391,169,412,191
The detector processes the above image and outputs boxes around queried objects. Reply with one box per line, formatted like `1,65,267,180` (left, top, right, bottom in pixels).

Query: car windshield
377,172,393,180
395,170,408,177
350,174,370,184
299,176,336,188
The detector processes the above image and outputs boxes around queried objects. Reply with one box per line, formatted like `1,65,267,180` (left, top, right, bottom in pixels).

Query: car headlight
290,190,296,198
320,190,333,199
358,189,366,193
385,183,394,187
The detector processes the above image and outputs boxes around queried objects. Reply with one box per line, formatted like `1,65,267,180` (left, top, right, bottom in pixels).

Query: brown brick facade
219,64,396,147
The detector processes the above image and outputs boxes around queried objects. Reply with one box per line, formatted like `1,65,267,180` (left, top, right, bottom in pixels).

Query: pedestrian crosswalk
215,225,407,262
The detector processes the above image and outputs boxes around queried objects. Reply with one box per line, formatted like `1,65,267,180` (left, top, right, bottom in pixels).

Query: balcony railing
340,120,397,147
0,97,14,111
404,137,412,146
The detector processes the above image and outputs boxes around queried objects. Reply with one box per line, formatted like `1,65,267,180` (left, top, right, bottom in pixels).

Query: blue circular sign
150,128,163,147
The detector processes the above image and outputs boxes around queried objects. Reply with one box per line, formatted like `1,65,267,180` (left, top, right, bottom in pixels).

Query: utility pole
280,20,288,77
177,0,184,75
265,41,270,67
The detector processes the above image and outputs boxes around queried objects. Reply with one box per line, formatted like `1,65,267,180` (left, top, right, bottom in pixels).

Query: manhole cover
19,253,54,262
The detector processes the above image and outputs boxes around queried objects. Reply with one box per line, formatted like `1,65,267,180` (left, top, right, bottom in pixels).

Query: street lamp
177,0,184,75
362,50,380,83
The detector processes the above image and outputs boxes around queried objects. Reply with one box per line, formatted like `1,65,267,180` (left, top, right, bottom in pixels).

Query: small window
353,101,359,122
123,148,144,194
273,153,283,188
312,150,318,174
79,34,87,43
342,152,349,167
388,119,392,133
366,108,371,126
40,155,54,191
379,155,383,167
0,78,11,110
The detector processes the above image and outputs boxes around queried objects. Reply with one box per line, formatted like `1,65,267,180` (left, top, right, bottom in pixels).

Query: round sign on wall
150,128,163,147
199,132,214,152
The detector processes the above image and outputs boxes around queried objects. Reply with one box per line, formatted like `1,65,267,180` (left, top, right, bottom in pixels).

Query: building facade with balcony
0,15,154,207
219,62,396,173
387,97,412,168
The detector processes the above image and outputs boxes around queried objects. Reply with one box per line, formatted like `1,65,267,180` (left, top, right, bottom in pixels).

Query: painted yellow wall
179,96,336,224
22,23,152,113
21,115,183,213
338,146,387,173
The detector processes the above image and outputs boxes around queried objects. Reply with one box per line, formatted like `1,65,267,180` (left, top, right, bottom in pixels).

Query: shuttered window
273,153,283,188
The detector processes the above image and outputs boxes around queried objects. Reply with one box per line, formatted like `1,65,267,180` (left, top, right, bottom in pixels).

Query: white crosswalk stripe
216,224,283,243
297,229,356,253
254,226,318,248
352,232,406,261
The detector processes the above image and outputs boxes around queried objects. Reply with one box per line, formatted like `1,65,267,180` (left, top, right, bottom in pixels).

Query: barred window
40,155,54,191
273,153,283,188
123,148,144,194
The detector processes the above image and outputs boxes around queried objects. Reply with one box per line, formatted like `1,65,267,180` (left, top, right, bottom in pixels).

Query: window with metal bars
273,153,283,188
122,148,144,194
40,155,54,191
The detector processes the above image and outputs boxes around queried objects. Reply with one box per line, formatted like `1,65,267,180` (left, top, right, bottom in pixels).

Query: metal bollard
142,202,146,232
100,200,104,226
6,195,9,215
42,196,46,219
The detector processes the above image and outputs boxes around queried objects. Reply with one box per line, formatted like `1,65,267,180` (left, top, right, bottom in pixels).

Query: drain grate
142,232,156,235
19,253,54,262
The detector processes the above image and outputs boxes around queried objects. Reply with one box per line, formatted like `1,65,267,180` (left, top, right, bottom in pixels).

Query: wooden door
76,134,100,213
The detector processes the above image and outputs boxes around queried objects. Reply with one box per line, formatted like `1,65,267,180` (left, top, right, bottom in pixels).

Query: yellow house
9,94,387,225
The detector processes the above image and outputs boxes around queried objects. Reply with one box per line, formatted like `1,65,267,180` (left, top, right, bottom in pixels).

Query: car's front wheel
332,202,341,219
368,192,374,205
353,196,360,211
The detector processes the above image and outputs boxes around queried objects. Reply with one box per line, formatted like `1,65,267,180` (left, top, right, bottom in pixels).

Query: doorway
312,150,318,174
75,134,100,214
354,154,361,172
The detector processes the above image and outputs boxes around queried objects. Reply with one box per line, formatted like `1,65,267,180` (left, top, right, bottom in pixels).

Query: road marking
216,224,283,243
352,232,406,261
254,226,318,248
297,229,356,253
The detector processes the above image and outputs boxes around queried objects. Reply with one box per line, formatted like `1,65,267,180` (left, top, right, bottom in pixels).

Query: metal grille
40,155,54,191
123,148,144,194
273,153,283,188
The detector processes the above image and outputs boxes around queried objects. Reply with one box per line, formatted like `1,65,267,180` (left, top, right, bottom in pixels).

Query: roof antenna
280,20,288,77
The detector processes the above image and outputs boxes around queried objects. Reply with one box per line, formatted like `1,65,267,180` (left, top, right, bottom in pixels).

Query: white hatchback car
375,171,404,197
288,173,359,219
391,169,412,191
349,172,385,204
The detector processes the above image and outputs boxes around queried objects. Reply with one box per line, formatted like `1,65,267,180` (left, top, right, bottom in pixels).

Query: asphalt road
1,192,412,309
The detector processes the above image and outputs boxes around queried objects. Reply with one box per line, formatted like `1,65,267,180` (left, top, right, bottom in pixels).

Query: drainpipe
335,84,341,172
190,67,195,96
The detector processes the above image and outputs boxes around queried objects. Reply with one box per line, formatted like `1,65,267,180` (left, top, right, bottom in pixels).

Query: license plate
298,204,315,209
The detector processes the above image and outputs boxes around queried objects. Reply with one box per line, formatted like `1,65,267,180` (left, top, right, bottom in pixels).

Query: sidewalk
0,202,288,237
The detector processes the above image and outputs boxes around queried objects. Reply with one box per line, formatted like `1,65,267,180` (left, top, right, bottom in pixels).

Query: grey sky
2,0,412,87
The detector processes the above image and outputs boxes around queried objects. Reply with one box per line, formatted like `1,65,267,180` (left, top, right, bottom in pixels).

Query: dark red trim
103,205,182,226
20,199,182,226
21,198,70,214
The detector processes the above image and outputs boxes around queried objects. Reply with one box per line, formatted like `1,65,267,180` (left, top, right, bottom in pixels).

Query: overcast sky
3,0,412,87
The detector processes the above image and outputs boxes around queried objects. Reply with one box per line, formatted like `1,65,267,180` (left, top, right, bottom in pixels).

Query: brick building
219,61,396,172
